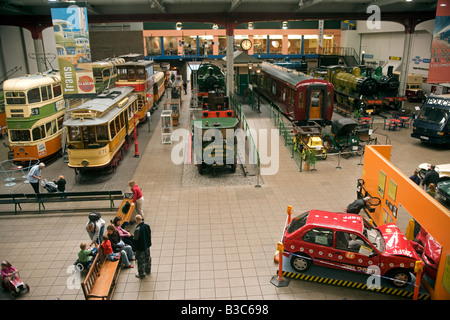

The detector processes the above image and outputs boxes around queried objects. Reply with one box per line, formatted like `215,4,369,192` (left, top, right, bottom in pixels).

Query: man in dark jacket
345,197,371,214
422,165,440,190
133,215,152,278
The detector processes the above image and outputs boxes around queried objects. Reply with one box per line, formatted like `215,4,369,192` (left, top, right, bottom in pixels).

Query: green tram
192,117,239,175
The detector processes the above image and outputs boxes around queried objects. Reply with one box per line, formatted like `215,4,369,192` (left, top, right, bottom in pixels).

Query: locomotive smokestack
387,66,393,77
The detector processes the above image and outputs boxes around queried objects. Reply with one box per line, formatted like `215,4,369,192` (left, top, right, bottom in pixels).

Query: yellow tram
3,72,67,163
63,86,139,174
152,71,166,103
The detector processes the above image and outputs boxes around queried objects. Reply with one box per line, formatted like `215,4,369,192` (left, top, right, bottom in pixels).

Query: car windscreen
287,211,309,234
362,219,385,252
417,104,449,126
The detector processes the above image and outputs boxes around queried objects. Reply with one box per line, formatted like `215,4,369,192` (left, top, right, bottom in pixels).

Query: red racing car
283,210,421,288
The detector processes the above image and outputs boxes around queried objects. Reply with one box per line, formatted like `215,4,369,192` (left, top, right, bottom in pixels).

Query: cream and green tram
152,71,166,103
64,86,139,175
92,57,125,93
3,72,66,163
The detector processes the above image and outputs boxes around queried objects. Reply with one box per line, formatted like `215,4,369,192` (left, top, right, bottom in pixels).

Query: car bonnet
378,224,420,260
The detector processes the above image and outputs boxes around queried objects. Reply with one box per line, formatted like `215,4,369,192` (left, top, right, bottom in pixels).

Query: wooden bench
81,246,121,300
114,198,136,224
0,190,124,214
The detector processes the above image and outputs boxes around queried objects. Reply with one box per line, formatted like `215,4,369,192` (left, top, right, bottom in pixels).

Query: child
1,261,18,286
77,243,95,270
100,236,120,261
54,175,66,198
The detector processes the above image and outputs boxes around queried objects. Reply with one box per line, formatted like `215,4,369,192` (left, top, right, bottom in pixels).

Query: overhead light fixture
176,22,182,30
282,21,288,30
248,22,254,30
212,24,218,30
406,0,413,2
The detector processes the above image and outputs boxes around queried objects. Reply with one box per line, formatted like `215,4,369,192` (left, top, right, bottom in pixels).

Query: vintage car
437,180,450,203
283,210,421,288
418,163,450,182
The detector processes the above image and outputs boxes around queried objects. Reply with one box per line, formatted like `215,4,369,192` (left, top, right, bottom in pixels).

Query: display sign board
389,56,402,61
318,20,324,47
50,1,96,98
428,0,450,83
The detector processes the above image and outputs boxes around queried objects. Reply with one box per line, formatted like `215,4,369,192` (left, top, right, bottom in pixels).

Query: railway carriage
63,86,139,175
259,62,334,126
3,72,67,163
115,60,154,122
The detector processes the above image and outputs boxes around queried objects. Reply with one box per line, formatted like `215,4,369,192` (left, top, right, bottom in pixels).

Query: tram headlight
18,147,25,153
81,160,89,167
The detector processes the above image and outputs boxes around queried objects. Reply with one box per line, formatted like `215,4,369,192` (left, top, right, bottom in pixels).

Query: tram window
32,125,46,141
53,84,62,97
5,91,26,105
119,112,125,128
46,122,52,136
68,126,82,142
118,68,127,81
96,125,108,140
57,116,64,130
110,121,117,138
41,85,52,101
9,130,31,142
103,69,111,77
137,68,146,80
115,117,121,132
27,88,41,104
51,120,57,134
128,68,136,81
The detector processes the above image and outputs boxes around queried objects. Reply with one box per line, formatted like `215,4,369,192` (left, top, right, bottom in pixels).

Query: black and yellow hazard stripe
282,271,430,300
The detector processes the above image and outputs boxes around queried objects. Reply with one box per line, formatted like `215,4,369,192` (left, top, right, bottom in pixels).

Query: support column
225,20,236,98
398,19,417,100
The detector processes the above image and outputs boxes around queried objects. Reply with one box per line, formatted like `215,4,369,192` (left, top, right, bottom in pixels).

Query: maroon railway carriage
258,62,334,126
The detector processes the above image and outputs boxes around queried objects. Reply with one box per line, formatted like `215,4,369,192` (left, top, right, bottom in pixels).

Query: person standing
422,165,439,190
129,180,144,217
133,215,152,279
27,162,45,193
409,170,421,185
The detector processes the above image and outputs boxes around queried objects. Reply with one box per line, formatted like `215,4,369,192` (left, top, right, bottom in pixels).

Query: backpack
89,212,101,222
122,201,130,214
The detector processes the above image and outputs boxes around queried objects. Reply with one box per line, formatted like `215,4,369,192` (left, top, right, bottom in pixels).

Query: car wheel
388,269,411,288
290,253,312,273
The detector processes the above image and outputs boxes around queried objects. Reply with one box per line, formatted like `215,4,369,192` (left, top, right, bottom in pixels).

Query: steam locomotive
326,66,381,114
195,62,226,99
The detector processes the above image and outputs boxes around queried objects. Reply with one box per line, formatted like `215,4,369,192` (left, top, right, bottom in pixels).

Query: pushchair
1,270,30,299
41,179,58,193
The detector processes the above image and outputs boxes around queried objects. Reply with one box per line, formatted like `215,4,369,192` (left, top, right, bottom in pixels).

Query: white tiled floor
0,92,449,303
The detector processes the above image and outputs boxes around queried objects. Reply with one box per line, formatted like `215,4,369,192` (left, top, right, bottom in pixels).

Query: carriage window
310,90,322,108
46,122,52,136
327,91,332,108
110,121,117,138
5,91,26,105
28,88,41,104
68,126,82,142
32,125,46,141
298,92,304,109
119,112,125,128
53,84,62,97
96,125,108,140
103,68,111,77
9,130,31,142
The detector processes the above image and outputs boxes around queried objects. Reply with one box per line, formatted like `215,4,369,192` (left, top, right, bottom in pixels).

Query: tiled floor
0,91,449,302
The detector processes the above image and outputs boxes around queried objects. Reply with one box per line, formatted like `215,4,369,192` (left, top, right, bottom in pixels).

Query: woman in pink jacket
129,180,144,217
